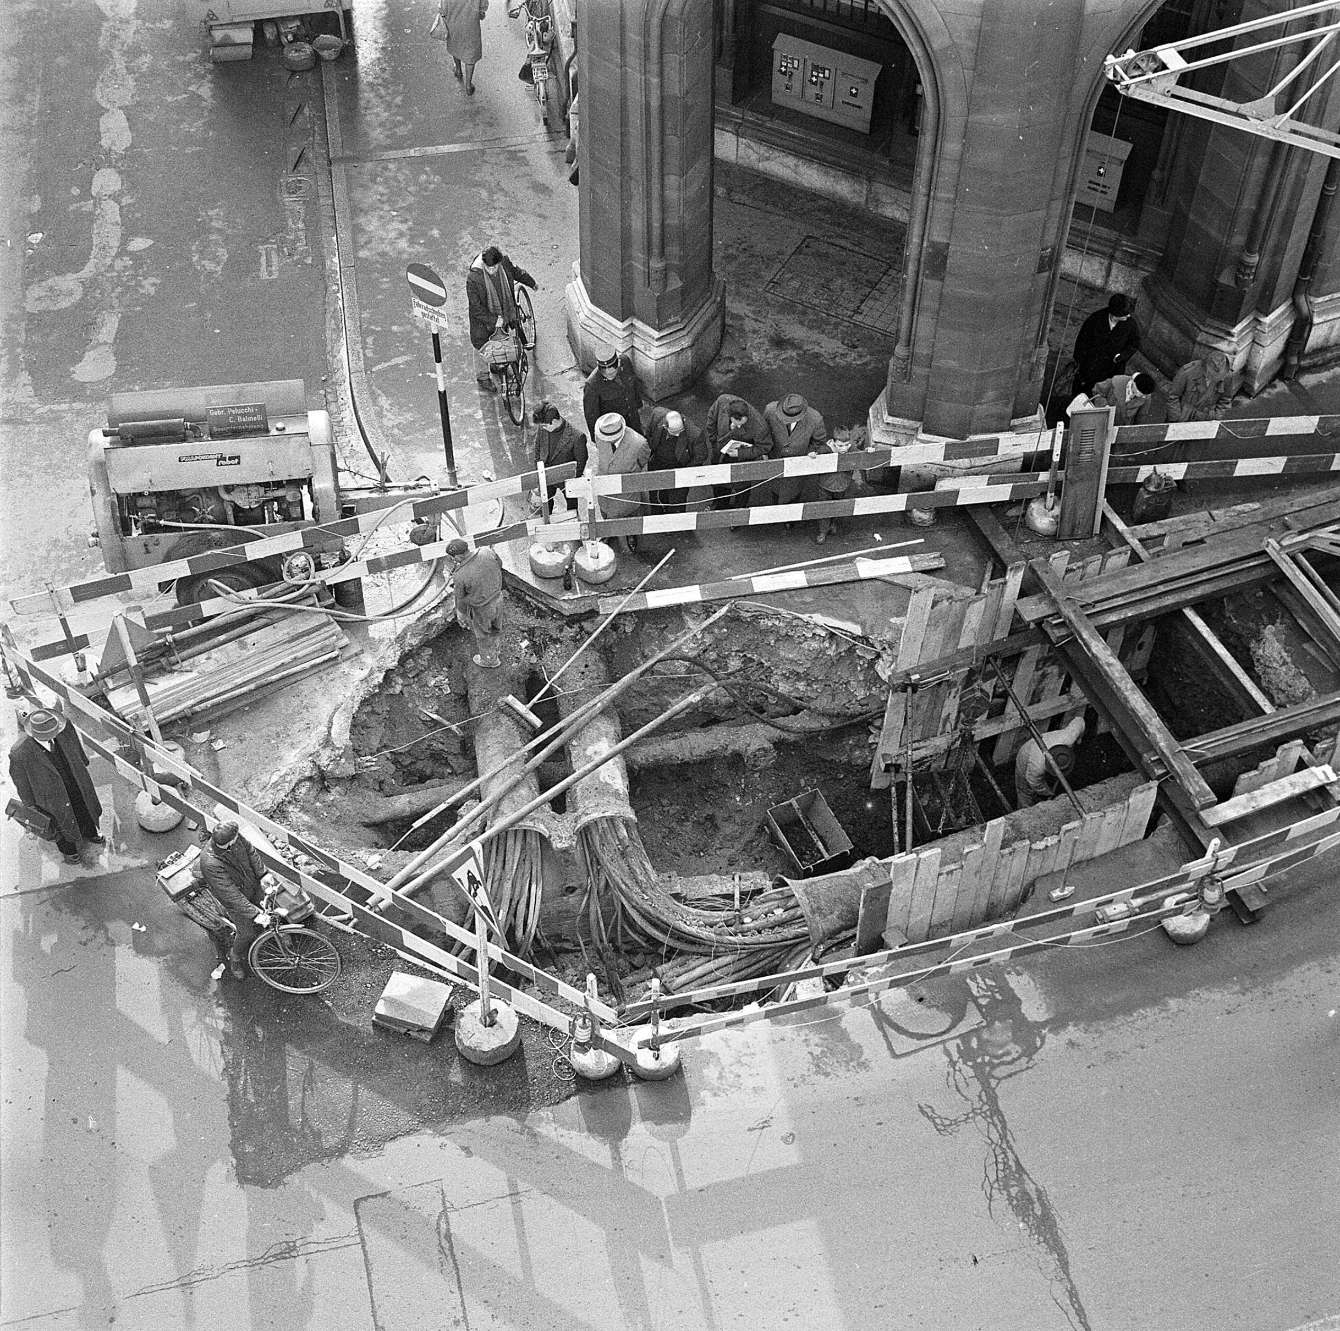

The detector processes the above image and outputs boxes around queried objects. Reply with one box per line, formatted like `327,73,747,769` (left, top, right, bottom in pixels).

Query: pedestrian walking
763,393,828,506
705,394,771,509
1167,349,1234,423
645,407,711,512
436,0,489,95
194,822,268,979
446,538,505,668
1089,370,1157,426
466,244,538,390
1071,293,1142,397
590,413,650,553
7,700,103,864
582,346,643,435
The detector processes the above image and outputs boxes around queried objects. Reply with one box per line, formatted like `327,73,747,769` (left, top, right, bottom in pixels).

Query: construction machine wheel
175,562,268,606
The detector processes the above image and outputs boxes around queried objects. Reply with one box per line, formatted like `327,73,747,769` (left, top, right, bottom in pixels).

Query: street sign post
406,261,458,488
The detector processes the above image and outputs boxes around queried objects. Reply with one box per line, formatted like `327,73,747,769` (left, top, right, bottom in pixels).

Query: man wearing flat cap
582,345,644,436
446,538,505,668
7,700,103,864
645,406,711,513
763,392,829,505
705,394,771,509
193,821,268,978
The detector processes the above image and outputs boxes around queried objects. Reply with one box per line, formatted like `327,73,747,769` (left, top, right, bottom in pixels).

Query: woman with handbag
431,0,489,96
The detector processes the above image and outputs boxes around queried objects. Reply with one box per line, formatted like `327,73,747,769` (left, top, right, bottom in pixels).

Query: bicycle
508,0,557,130
247,878,343,994
485,320,529,426
513,277,536,350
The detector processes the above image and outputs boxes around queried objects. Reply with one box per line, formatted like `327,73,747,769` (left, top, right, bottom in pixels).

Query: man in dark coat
530,400,588,514
8,703,103,863
195,821,268,978
1071,292,1142,397
645,407,711,512
447,538,505,668
582,346,643,434
705,394,771,508
466,245,537,389
763,393,828,505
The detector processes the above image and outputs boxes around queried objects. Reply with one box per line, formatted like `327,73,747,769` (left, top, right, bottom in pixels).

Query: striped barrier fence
8,465,577,616
1111,413,1340,448
1106,452,1340,484
2,643,632,1049
593,554,945,614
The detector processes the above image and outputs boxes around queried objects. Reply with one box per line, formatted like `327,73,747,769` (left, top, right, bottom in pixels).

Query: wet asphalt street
3,1,1340,1327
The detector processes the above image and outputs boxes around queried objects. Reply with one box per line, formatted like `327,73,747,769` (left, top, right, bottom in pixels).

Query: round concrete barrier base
1162,910,1212,946
570,1042,622,1082
1025,495,1060,536
574,542,617,585
629,1024,682,1081
135,790,184,833
455,998,521,1065
528,540,574,580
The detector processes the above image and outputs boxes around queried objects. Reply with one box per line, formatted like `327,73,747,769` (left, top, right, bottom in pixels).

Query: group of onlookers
528,347,864,549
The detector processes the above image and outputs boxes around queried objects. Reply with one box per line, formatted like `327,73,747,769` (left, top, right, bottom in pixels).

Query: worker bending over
1014,713,1086,808
447,538,505,669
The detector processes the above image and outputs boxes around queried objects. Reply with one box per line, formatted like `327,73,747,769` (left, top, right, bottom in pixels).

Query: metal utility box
1078,131,1133,213
765,788,855,878
770,35,881,134
1059,404,1115,539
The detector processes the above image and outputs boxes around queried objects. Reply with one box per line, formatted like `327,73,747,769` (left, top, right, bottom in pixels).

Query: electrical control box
770,35,882,134
1078,131,1133,213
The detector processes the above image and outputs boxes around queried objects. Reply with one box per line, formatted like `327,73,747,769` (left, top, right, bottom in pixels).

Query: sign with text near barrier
411,296,453,332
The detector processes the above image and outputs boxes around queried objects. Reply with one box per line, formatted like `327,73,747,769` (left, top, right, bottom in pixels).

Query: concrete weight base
135,790,184,833
455,998,521,1065
574,542,617,585
529,540,575,580
570,1041,621,1082
629,1024,681,1081
1163,910,1212,946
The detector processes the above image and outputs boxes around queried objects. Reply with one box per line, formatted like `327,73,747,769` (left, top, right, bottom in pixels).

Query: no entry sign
406,261,447,306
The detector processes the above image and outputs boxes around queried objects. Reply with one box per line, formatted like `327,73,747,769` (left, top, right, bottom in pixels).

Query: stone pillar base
566,264,726,402
866,390,1049,489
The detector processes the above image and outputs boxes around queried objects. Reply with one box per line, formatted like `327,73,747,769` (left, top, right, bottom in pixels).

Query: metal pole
431,330,458,489
475,903,493,1026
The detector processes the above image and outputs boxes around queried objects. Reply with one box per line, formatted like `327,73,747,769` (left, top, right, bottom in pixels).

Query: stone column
875,0,1087,442
566,0,725,401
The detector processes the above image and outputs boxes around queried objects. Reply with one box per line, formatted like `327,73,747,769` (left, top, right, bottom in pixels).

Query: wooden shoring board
1203,765,1339,827
1031,558,1219,811
1264,538,1340,652
1185,688,1340,766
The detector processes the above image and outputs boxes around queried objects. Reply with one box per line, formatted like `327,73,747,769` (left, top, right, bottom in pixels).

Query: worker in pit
6,699,104,865
446,537,505,668
1014,713,1087,809
192,822,269,979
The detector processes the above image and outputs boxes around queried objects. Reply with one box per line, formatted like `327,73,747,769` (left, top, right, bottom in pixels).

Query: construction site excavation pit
274,561,1338,1011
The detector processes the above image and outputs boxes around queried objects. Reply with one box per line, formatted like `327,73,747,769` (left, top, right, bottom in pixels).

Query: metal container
765,788,854,878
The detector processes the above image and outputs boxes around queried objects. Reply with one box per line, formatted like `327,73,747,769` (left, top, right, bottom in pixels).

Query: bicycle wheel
536,73,552,129
248,926,342,994
503,359,526,425
514,283,536,349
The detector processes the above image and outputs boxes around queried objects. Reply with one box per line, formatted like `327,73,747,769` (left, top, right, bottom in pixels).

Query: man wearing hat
195,821,269,978
466,245,538,391
446,538,505,668
763,393,829,505
582,346,644,435
590,413,650,552
1071,292,1142,398
1014,713,1086,808
8,700,103,864
705,393,771,509
645,406,711,512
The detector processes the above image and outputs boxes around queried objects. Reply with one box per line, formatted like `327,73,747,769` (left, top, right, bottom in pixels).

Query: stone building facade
565,0,1340,442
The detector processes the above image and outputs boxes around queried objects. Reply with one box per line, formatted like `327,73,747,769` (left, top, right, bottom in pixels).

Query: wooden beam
1184,688,1340,765
1263,538,1340,652
1102,502,1275,717
1030,559,1219,811
1202,765,1338,826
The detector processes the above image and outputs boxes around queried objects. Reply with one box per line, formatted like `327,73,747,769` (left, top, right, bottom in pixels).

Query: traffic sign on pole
406,261,458,487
